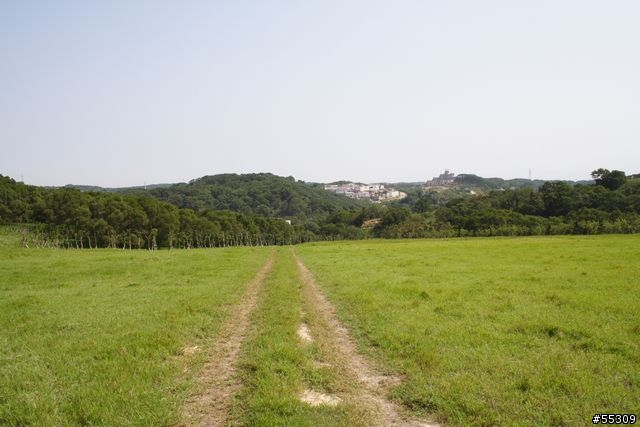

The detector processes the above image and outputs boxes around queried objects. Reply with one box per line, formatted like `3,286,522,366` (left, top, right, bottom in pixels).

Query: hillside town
325,170,458,201
323,183,406,202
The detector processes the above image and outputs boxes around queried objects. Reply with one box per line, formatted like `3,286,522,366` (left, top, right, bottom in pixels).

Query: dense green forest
1,169,638,248
143,173,368,217
0,176,306,248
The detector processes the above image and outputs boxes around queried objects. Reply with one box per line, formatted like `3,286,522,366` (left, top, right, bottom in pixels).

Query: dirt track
182,250,438,426
181,251,275,426
295,253,439,427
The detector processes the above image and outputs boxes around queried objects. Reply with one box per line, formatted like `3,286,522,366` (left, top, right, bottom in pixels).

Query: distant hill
58,171,616,220
63,183,173,193
453,174,548,190
452,174,593,190
2,169,639,248
135,173,369,218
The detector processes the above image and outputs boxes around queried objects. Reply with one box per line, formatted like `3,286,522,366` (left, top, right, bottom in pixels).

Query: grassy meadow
2,227,639,426
0,229,270,425
231,248,366,426
296,235,640,426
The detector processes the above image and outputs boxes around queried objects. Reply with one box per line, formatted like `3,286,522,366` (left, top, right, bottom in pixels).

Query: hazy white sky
1,1,638,187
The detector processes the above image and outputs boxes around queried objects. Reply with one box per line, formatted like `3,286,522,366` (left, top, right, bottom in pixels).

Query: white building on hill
324,183,406,202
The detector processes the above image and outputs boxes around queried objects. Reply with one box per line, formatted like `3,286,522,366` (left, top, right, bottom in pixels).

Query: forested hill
453,174,549,190
451,174,595,190
127,173,369,218
2,168,639,250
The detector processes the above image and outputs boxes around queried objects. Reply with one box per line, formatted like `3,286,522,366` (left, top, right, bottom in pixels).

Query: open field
0,231,271,425
1,229,639,426
296,235,640,425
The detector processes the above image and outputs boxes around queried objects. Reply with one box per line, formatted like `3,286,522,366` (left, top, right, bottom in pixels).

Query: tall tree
591,168,627,191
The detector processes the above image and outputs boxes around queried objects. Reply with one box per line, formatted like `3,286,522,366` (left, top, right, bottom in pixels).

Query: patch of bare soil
299,389,342,407
181,345,200,356
297,323,313,344
181,252,275,426
294,253,440,427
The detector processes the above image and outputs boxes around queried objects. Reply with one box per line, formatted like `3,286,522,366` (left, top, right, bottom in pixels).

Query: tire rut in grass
182,251,275,426
294,253,440,427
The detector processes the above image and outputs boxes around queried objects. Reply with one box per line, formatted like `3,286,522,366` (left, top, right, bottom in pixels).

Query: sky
1,1,639,187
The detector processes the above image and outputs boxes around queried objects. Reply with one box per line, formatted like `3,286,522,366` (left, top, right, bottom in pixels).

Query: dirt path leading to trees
295,253,440,427
182,251,275,426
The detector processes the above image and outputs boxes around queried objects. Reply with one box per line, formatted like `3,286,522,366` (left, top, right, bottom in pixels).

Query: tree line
1,169,638,249
0,175,310,249
330,169,640,239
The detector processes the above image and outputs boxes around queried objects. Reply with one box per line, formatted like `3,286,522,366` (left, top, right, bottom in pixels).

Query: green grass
3,227,639,426
232,248,362,426
296,235,640,426
0,229,270,425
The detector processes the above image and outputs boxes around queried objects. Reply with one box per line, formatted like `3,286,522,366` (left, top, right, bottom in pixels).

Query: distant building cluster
424,169,456,187
324,183,406,202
